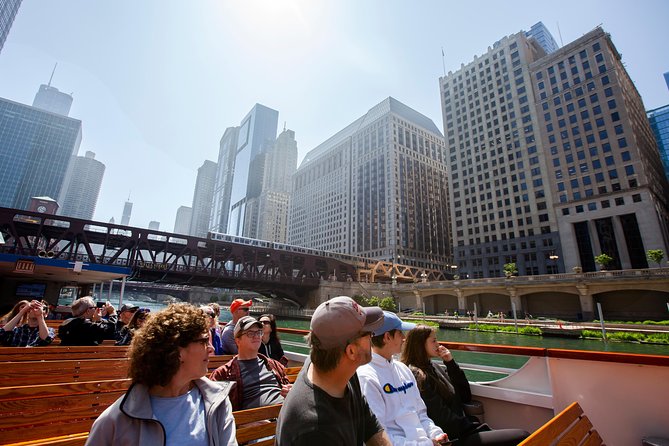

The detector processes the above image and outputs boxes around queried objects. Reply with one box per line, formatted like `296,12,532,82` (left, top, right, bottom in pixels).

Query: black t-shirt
275,359,383,446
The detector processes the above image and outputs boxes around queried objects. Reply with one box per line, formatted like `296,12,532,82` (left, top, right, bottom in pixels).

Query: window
601,75,610,85
621,151,631,161
615,197,625,206
604,87,613,97
632,194,642,203
618,137,627,148
588,202,597,211
601,200,610,208
625,165,635,175
607,99,617,109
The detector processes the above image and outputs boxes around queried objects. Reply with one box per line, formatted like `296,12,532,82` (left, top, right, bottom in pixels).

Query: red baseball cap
230,299,252,313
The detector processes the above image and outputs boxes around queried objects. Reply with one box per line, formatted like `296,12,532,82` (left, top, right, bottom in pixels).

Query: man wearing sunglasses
210,315,291,411
220,298,252,355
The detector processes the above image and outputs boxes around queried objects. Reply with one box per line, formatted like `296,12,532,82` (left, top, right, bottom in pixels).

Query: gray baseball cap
234,315,262,337
310,296,384,349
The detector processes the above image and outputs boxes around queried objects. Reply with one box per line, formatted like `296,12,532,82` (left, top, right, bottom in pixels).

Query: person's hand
280,383,292,397
433,433,450,445
103,303,115,316
437,345,453,362
30,302,45,320
91,308,102,321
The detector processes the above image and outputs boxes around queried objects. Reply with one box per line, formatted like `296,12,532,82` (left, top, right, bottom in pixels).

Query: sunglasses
261,321,271,325
239,307,250,312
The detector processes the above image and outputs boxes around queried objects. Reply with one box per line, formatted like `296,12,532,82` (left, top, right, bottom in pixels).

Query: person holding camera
58,296,117,346
0,299,54,347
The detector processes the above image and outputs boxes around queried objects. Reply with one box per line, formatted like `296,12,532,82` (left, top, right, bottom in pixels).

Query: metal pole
92,283,96,299
474,302,478,331
99,282,104,302
512,302,518,334
422,301,426,322
597,302,607,343
119,277,126,308
108,280,113,303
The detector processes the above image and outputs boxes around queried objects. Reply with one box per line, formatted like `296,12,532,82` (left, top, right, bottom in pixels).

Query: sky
1,0,668,231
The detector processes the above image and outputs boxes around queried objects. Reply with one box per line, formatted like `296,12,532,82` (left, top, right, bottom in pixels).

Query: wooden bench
0,378,284,446
518,401,604,446
0,346,129,362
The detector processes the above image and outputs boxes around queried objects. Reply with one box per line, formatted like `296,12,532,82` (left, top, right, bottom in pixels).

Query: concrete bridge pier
508,289,523,318
576,284,595,321
456,289,466,314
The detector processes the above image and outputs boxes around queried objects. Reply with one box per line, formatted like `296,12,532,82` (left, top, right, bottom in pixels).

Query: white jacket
358,352,444,445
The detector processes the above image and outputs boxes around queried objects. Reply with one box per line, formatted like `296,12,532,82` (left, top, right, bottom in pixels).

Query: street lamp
420,272,427,283
549,253,559,261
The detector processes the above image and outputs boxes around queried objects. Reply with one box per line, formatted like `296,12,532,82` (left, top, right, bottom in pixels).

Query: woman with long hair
87,304,237,445
258,314,287,365
0,300,29,327
115,308,150,346
0,299,54,346
401,325,528,446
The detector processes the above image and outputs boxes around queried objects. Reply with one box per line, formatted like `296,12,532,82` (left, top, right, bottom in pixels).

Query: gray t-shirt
239,357,284,409
220,324,237,355
149,387,208,446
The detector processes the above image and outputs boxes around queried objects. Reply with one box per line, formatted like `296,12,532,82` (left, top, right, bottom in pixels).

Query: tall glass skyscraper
525,21,559,54
0,97,82,210
227,104,279,237
189,160,217,238
0,0,22,54
33,84,73,117
648,104,669,179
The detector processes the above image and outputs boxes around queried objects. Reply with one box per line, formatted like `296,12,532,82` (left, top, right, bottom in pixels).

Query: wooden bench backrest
0,358,130,387
0,346,129,362
518,401,604,446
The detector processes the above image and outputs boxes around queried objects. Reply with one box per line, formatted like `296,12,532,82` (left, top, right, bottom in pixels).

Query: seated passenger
0,300,29,326
357,311,450,445
220,299,252,355
115,303,139,338
258,313,287,365
203,305,224,355
0,299,54,347
210,316,291,411
402,325,529,446
87,304,237,445
58,296,117,346
115,308,149,346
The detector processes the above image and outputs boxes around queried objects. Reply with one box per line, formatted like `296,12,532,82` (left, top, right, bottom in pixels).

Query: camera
96,302,105,308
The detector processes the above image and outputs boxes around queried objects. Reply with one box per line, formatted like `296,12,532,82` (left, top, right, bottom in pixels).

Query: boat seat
518,401,603,446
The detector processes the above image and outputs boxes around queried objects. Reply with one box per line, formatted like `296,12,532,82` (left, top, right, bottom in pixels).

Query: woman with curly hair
258,313,287,365
401,325,528,446
87,303,238,446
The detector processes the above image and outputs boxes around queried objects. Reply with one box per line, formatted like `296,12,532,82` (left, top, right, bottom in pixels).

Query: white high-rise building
57,151,105,220
32,84,73,117
174,205,192,235
189,160,217,238
288,97,451,270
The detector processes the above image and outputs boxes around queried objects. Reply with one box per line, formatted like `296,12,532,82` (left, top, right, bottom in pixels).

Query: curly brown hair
127,303,208,387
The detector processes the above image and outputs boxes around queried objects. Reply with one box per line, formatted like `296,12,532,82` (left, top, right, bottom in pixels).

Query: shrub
519,326,542,335
379,297,397,312
404,319,439,328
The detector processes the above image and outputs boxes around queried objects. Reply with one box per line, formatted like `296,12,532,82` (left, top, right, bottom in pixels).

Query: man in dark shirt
58,296,117,346
275,296,392,446
210,315,291,410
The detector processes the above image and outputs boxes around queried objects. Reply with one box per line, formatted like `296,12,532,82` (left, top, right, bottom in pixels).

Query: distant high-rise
256,128,298,242
0,97,82,210
121,200,132,226
525,21,559,54
33,84,73,116
289,97,451,270
227,104,279,237
440,27,669,277
664,72,669,91
648,104,669,179
0,0,22,54
148,221,160,231
189,160,217,238
58,151,105,220
210,126,239,233
174,205,192,235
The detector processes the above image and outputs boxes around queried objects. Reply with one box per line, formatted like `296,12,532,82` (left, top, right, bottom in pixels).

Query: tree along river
275,318,669,381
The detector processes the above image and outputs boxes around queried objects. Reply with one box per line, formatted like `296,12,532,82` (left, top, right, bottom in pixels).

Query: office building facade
58,151,105,220
289,97,451,270
0,0,21,54
440,27,669,277
120,201,132,226
174,205,192,235
0,97,82,210
648,104,669,179
525,21,559,55
210,126,239,233
227,104,279,237
32,84,73,117
189,160,217,238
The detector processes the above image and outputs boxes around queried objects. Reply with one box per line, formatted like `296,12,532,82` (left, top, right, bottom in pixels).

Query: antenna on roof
283,121,286,132
47,63,58,87
556,22,564,47
441,47,446,77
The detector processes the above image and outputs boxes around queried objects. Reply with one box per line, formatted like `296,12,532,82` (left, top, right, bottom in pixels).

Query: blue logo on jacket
382,381,414,394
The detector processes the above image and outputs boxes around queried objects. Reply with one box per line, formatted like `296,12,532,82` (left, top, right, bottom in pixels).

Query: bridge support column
576,284,594,321
413,291,424,314
507,288,523,316
456,289,466,314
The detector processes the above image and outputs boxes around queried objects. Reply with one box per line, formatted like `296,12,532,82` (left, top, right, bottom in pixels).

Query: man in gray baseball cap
276,296,391,446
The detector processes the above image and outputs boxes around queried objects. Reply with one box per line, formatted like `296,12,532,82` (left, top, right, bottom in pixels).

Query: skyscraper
256,128,298,243
0,0,22,54
648,104,669,179
210,126,239,233
289,97,451,270
227,104,279,237
33,84,73,116
0,97,82,210
440,26,669,277
189,160,217,238
174,205,192,235
58,151,105,220
120,200,133,226
664,72,669,91
525,21,560,54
